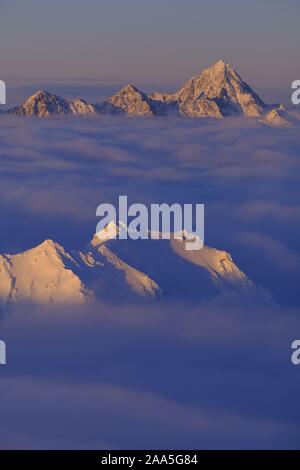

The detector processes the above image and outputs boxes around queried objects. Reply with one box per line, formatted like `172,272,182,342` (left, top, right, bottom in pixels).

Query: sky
1,0,300,89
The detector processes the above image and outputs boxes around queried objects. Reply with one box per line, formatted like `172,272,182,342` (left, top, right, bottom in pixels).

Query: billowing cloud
0,111,300,448
0,302,299,449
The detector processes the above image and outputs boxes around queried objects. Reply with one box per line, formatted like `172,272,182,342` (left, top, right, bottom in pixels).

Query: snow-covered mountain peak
0,234,272,309
5,61,297,125
91,221,122,247
105,84,155,116
4,60,275,120
38,239,61,248
0,240,89,307
8,90,96,117
204,59,229,75
69,98,96,115
9,90,71,117
170,240,246,282
30,90,50,99
261,108,293,127
172,60,266,117
120,84,140,94
30,239,68,255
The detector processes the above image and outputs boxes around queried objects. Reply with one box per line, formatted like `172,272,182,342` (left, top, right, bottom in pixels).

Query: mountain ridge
0,230,272,310
3,60,298,126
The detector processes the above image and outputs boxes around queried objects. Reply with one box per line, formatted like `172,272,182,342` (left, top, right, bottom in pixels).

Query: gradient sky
1,0,299,88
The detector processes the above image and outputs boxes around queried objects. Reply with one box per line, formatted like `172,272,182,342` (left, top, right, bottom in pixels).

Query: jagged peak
0,232,272,306
13,239,69,258
2,238,69,263
22,90,67,107
3,61,271,119
210,59,228,70
29,239,65,254
8,89,72,116
118,84,141,94
107,84,154,115
39,239,60,247
202,59,236,78
28,90,55,100
261,108,292,127
71,97,88,104
33,89,50,95
91,221,128,247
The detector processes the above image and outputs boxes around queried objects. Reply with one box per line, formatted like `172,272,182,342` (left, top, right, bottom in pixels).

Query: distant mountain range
0,225,272,310
2,60,298,126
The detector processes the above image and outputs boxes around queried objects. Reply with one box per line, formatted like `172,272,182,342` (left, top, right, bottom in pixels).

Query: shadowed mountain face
0,227,271,310
4,61,270,119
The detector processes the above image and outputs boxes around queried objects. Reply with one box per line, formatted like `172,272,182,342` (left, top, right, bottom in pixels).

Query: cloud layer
0,114,299,304
0,113,300,448
1,302,299,449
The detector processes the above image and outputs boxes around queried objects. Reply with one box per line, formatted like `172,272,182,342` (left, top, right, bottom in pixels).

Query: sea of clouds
0,112,300,448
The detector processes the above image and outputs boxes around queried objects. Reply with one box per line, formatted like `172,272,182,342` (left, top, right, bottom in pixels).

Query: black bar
0,450,299,466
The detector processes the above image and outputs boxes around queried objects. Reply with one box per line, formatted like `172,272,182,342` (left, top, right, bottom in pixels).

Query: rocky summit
5,60,299,125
